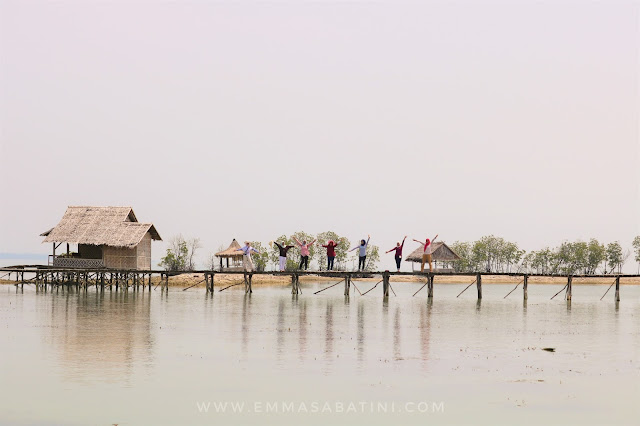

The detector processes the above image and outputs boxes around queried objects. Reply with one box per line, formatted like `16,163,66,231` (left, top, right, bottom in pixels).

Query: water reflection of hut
215,239,243,271
40,206,161,269
46,291,153,384
404,242,461,271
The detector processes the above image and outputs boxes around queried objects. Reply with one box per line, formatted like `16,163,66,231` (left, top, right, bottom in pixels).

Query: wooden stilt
382,272,390,297
476,273,482,299
566,276,572,301
427,274,434,298
523,274,528,300
344,275,351,296
615,276,620,302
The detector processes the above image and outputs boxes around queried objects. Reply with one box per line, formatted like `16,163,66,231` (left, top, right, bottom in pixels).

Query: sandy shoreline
3,273,637,287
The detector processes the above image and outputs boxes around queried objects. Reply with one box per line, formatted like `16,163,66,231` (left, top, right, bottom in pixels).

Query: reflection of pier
1,267,635,302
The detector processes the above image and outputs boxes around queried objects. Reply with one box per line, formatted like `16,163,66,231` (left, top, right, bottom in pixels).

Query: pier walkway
1,266,636,302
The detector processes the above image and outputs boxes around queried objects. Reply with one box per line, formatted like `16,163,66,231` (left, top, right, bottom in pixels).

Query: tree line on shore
158,233,640,275
448,235,640,275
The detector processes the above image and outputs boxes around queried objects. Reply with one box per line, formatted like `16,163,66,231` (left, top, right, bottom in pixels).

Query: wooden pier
0,266,637,302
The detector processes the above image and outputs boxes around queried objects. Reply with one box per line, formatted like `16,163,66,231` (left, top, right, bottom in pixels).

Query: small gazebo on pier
405,242,461,271
215,239,244,271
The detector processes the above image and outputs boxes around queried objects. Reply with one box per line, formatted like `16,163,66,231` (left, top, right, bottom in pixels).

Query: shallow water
0,282,638,425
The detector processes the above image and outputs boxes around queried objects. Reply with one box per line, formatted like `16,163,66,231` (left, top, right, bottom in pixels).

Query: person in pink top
293,237,316,270
413,234,438,272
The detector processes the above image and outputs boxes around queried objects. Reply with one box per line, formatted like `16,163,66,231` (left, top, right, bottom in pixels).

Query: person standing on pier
272,241,294,272
322,240,339,270
349,235,370,271
413,234,438,272
236,241,260,272
293,237,316,270
386,236,407,272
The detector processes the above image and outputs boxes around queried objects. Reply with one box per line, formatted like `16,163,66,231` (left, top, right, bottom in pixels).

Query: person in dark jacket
272,241,294,271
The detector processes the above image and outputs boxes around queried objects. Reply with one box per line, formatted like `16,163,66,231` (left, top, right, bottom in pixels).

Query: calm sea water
0,281,638,425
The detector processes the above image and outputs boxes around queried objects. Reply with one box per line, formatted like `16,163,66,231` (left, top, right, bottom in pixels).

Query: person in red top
322,240,339,270
386,236,407,272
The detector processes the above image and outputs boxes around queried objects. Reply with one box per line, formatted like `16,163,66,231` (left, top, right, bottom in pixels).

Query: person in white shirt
413,234,438,272
236,241,260,272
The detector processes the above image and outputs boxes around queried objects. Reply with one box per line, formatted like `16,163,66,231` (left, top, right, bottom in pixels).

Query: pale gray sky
1,0,638,270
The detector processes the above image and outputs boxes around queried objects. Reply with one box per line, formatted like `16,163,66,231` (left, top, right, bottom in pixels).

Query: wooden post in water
242,273,253,293
148,273,152,292
427,274,434,298
523,274,528,300
344,275,351,296
382,272,390,297
566,276,572,301
291,274,298,295
615,276,620,302
248,273,253,293
476,273,482,300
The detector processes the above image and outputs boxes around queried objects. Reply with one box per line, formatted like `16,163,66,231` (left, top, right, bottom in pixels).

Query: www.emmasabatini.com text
196,400,445,414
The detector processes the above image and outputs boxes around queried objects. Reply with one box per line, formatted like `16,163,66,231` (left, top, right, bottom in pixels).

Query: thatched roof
215,239,243,257
405,242,461,263
41,206,161,248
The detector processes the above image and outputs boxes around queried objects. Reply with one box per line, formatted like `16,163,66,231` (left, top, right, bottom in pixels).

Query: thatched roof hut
215,239,244,270
41,206,161,270
405,242,461,270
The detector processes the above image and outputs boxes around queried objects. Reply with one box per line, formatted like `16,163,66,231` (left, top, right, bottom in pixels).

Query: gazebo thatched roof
405,242,461,263
41,206,161,248
215,239,243,257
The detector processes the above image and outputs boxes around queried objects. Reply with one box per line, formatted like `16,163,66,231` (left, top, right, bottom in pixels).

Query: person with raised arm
349,235,370,271
413,234,438,273
272,241,294,272
235,241,260,272
293,237,316,270
386,236,407,272
322,240,339,271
